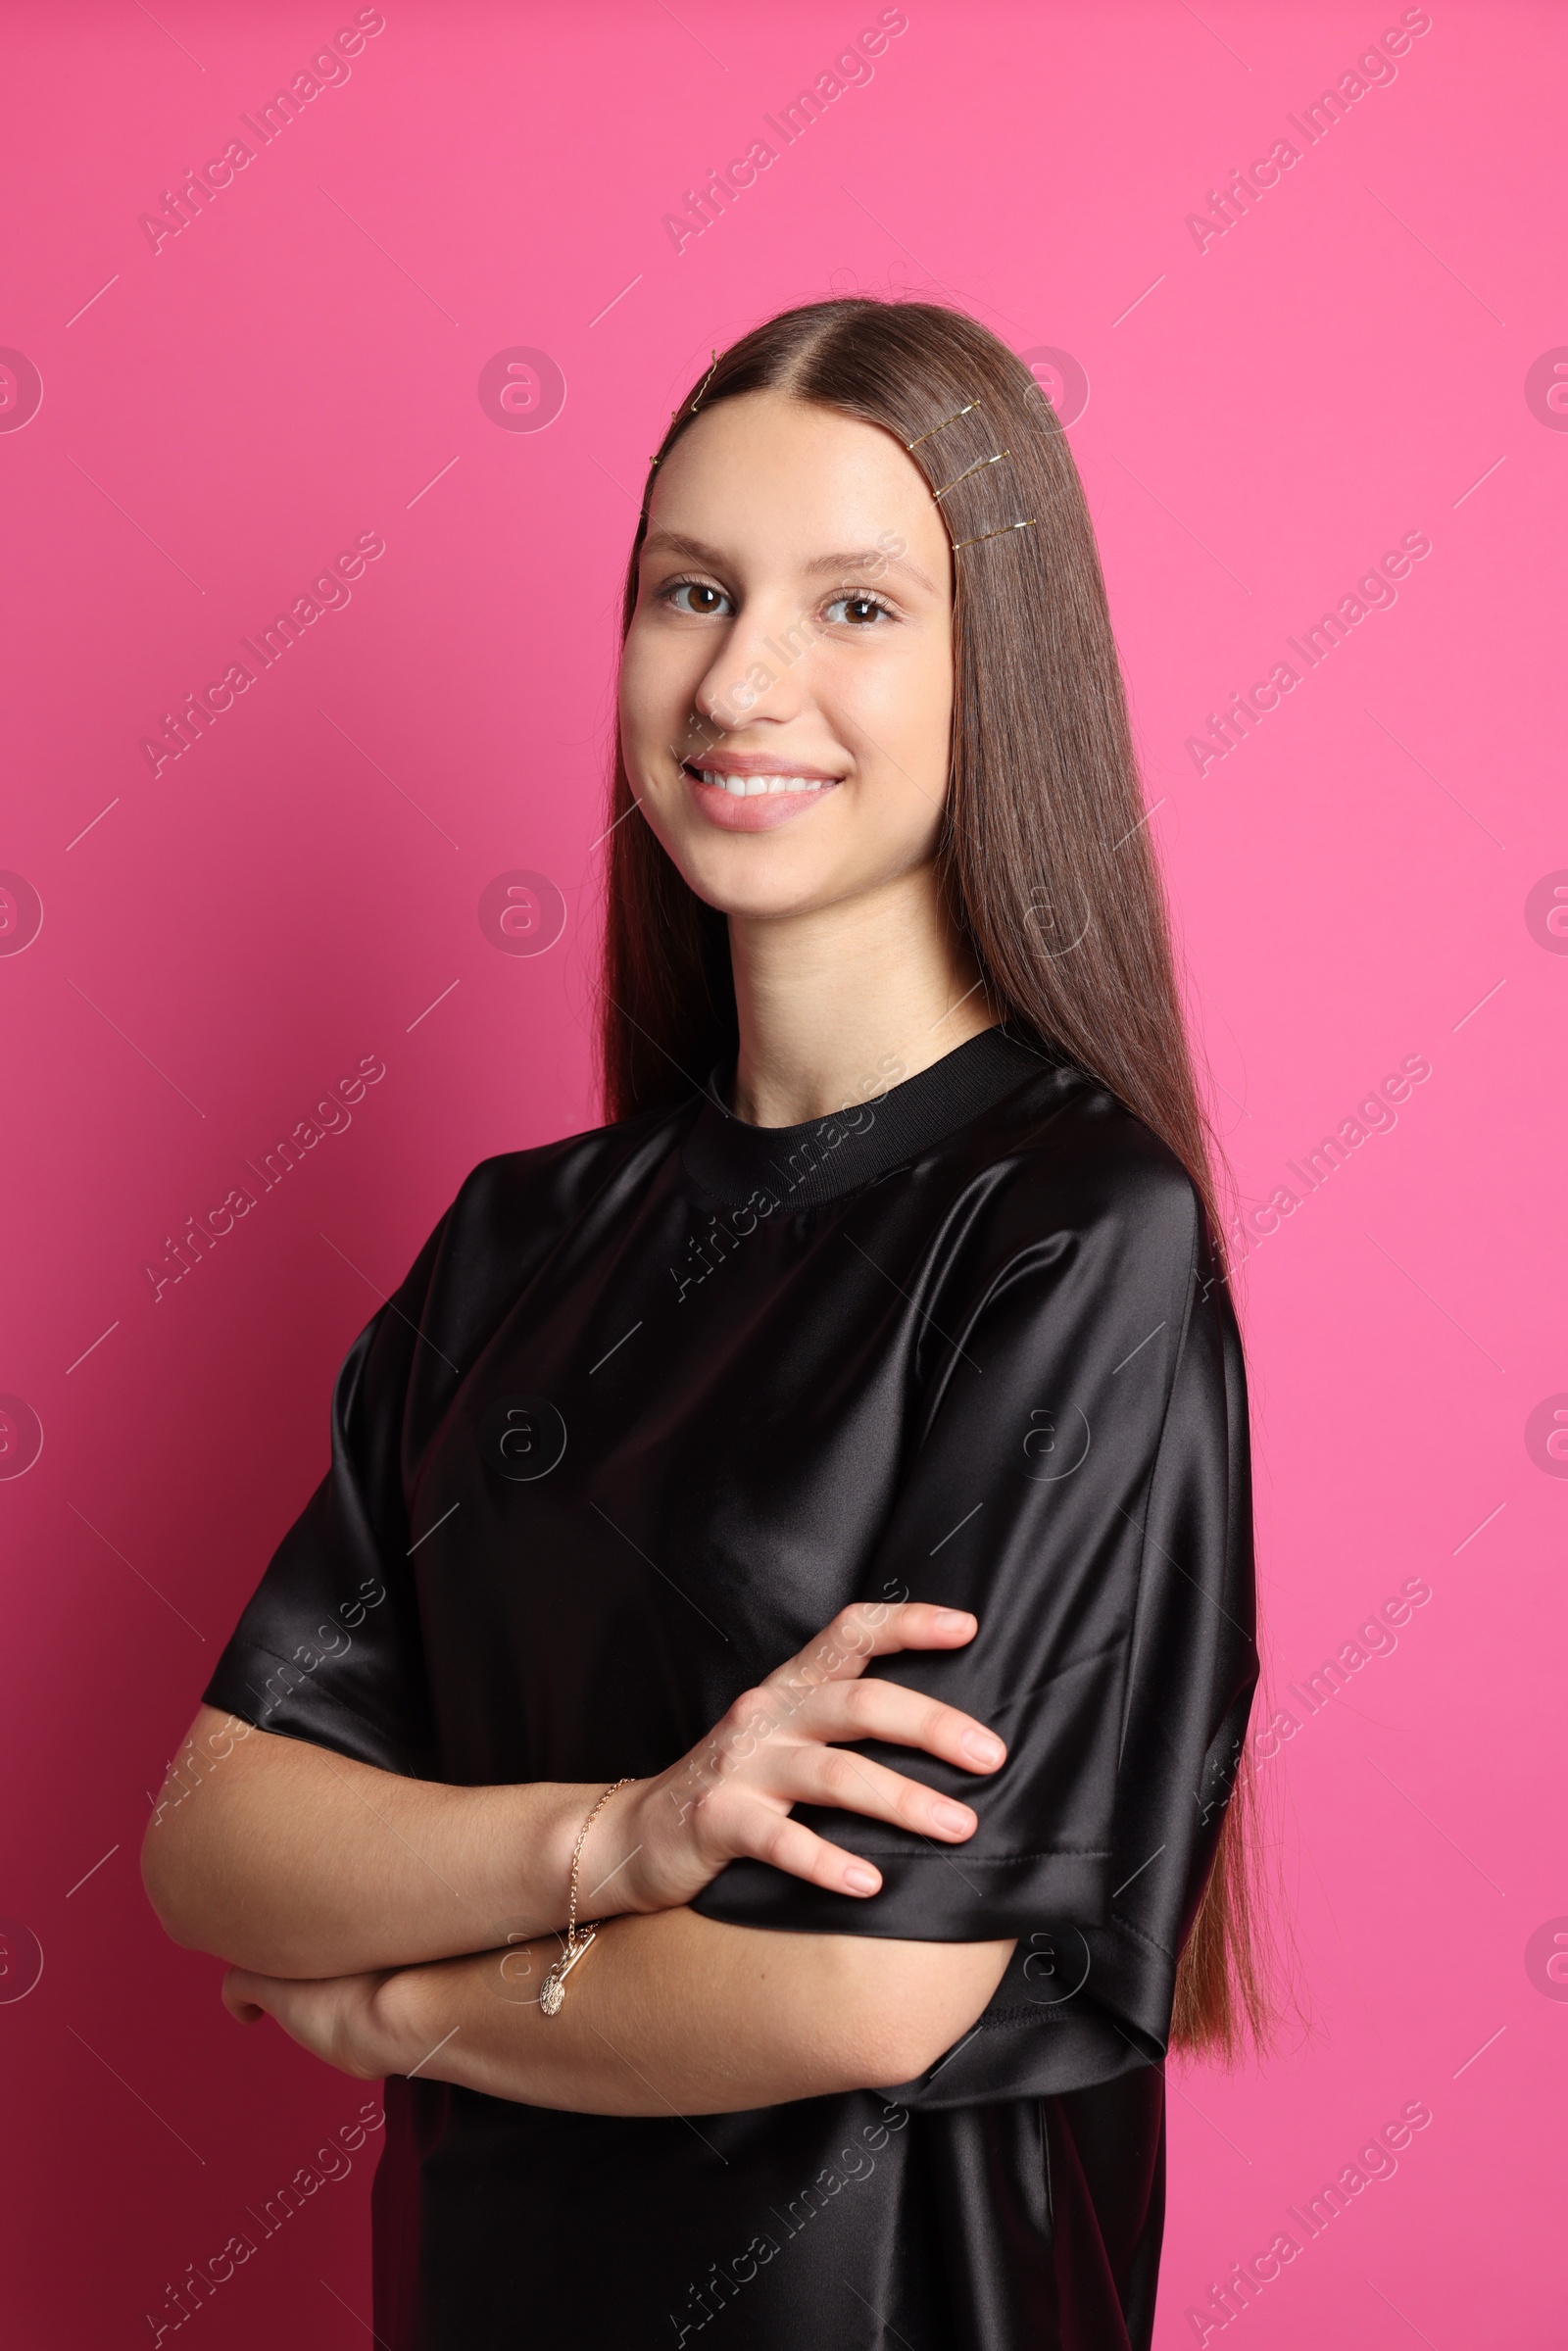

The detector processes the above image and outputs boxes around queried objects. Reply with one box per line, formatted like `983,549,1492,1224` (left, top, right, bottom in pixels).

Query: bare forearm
368,1909,1015,2115
152,1602,1011,1985
142,1707,604,1977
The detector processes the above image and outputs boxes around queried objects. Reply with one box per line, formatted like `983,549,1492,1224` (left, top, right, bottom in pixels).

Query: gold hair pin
647,348,720,470
953,518,1038,551
685,348,719,416
931,450,1010,502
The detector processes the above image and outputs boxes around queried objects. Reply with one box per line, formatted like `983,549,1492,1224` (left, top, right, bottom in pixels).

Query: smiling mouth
681,761,841,798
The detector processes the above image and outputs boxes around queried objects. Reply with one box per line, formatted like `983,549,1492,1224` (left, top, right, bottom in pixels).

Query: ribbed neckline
679,1022,1060,1208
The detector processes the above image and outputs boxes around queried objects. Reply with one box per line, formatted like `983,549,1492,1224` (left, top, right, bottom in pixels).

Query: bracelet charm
540,1777,633,2019
539,1926,598,2015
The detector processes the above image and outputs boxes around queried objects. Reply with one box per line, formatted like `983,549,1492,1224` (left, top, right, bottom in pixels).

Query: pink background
2,3,1563,2343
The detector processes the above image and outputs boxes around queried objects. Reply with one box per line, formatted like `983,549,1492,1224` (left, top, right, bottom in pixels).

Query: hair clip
685,348,719,416
905,402,979,450
952,518,1037,552
647,347,721,472
931,450,1010,502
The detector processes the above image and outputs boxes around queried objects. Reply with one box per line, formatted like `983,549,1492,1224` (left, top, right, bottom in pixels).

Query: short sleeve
200,1213,451,1778
690,1136,1258,2101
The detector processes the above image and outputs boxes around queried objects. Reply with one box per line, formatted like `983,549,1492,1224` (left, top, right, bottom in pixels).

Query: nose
691,595,812,738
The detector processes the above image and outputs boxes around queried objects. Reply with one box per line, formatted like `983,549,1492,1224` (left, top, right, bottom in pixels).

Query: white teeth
697,770,827,796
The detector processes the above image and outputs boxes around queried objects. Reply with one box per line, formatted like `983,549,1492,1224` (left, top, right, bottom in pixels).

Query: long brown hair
597,297,1271,2059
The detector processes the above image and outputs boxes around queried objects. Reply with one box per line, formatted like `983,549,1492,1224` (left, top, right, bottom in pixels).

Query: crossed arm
143,1604,1016,2114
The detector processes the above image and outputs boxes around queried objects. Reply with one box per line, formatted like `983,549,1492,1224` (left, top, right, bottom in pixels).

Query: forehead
644,391,948,582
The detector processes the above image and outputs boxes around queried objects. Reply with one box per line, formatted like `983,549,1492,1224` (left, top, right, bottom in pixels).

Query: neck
724,864,998,1128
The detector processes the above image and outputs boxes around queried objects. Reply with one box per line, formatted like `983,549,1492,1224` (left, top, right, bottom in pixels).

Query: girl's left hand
221,1962,403,2080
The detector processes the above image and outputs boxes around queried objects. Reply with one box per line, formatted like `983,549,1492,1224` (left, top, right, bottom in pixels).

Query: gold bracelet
539,1777,634,2017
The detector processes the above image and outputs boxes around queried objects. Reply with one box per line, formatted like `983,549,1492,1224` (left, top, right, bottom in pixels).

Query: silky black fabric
203,1023,1257,2350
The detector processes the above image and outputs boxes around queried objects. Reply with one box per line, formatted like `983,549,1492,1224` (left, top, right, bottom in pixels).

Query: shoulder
384,1095,698,1434
987,1068,1249,1416
444,1093,693,1242
960,1070,1250,1444
974,1059,1208,1286
395,1092,695,1340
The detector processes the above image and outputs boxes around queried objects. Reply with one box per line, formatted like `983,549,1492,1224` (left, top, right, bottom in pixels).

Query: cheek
836,626,953,792
617,624,689,764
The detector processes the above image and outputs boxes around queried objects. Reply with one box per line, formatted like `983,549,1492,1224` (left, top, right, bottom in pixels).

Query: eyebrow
640,528,937,596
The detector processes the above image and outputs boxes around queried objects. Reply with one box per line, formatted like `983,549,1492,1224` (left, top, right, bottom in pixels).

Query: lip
680,756,845,833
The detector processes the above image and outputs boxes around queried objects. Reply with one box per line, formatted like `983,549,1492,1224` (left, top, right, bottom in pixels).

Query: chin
677,849,841,922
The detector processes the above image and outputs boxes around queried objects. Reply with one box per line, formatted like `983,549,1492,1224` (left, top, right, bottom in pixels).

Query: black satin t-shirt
202,1022,1257,2351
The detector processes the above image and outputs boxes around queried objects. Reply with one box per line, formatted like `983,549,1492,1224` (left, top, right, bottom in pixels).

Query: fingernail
933,1799,973,1834
961,1729,1004,1764
845,1865,879,1893
931,1608,974,1632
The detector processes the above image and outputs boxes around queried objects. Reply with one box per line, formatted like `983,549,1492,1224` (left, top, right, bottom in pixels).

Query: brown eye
825,593,891,626
667,581,730,616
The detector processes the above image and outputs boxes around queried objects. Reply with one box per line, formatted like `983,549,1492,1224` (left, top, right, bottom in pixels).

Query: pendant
539,1923,597,2016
